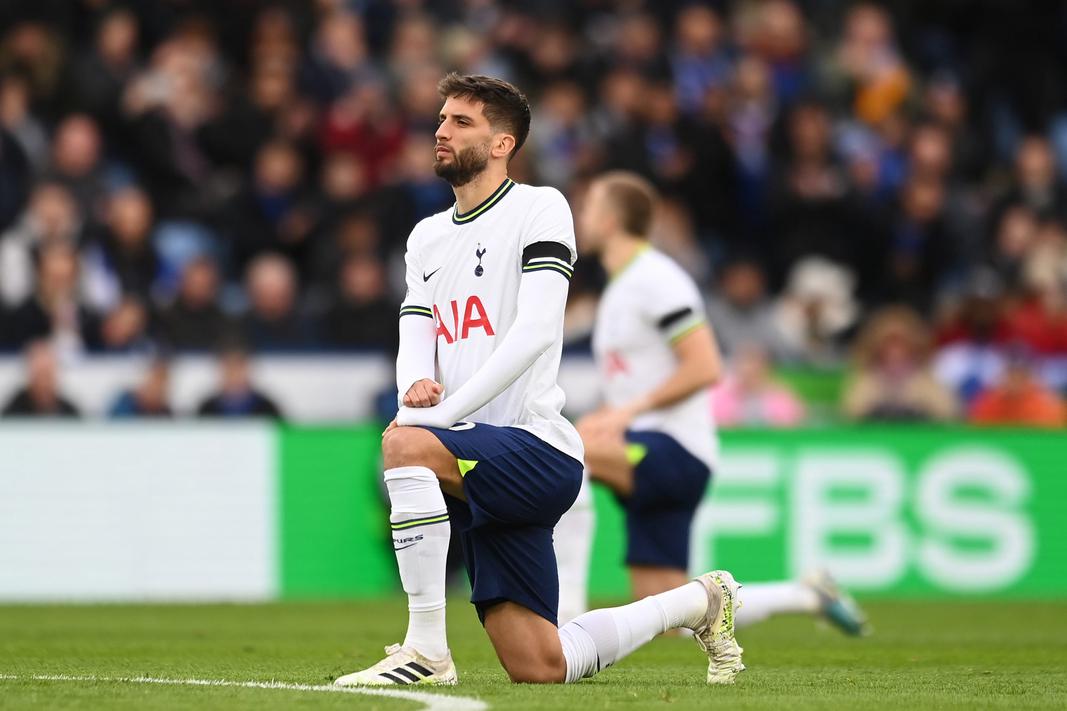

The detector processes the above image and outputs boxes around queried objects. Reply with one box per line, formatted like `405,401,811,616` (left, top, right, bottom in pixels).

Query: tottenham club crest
474,244,487,276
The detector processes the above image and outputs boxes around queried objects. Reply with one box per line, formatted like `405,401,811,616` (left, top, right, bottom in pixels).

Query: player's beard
434,141,490,187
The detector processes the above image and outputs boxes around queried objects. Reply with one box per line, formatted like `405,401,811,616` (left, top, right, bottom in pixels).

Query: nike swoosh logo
393,543,418,551
422,268,441,282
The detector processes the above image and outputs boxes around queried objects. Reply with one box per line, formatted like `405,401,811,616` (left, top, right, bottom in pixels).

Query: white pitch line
0,673,488,711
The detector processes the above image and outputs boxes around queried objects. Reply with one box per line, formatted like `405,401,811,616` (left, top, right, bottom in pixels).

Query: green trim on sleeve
400,305,434,318
668,317,706,344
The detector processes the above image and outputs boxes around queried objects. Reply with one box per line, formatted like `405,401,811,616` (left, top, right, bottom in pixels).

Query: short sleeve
644,262,707,344
399,226,434,319
520,188,577,265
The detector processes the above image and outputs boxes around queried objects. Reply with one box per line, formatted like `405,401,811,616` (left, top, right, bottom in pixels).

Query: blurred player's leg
736,572,869,635
630,564,687,600
735,580,820,628
585,429,710,603
554,475,594,625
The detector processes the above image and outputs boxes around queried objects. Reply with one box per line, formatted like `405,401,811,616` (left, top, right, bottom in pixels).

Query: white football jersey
592,246,719,469
399,178,583,462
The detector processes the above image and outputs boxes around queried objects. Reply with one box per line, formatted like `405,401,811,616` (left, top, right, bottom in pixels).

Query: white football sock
554,475,594,626
384,465,450,660
557,581,707,682
735,581,820,629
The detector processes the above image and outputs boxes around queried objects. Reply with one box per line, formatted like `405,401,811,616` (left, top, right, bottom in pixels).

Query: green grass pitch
1,599,1065,709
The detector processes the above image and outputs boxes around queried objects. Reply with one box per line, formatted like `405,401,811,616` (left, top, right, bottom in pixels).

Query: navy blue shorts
417,422,582,627
618,430,711,570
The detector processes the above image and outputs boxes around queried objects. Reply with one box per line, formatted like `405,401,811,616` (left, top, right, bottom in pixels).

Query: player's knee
382,427,435,469
503,651,566,684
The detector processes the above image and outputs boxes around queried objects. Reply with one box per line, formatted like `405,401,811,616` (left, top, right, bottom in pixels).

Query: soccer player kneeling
333,74,743,687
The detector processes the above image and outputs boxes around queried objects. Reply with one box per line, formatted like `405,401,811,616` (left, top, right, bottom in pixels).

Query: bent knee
503,654,566,684
382,426,442,469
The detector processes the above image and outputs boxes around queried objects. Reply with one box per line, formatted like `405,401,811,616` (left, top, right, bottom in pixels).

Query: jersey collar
452,178,515,225
609,242,651,282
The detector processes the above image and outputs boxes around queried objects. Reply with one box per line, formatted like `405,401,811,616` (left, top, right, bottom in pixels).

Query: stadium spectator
120,31,224,220
989,206,1039,289
81,186,160,312
875,175,957,313
300,152,372,282
307,208,383,293
199,51,297,174
42,114,105,217
743,0,811,103
0,71,48,172
319,79,407,190
299,11,375,105
833,3,911,126
934,269,1012,406
374,134,453,250
727,53,775,233
773,257,859,366
670,4,730,117
0,20,65,110
0,126,31,233
4,240,99,352
155,255,228,351
240,253,316,351
968,344,1065,428
529,80,596,189
227,140,311,275
109,358,172,418
842,305,957,422
1,340,79,417
98,296,152,353
67,7,141,146
992,136,1067,229
1003,238,1067,363
197,346,282,418
0,182,81,308
704,257,790,361
768,100,861,287
922,72,986,184
322,253,395,350
711,344,806,427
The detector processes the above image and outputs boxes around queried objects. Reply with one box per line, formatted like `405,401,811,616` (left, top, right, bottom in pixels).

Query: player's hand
403,379,444,408
578,405,637,438
383,418,398,437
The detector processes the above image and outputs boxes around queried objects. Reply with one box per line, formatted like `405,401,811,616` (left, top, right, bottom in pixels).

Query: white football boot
691,570,745,685
334,643,458,686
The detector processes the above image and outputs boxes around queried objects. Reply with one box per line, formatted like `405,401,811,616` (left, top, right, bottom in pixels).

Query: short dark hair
595,171,658,237
438,72,531,159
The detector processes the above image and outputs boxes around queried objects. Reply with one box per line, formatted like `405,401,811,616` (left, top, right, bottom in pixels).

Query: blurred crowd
1,0,1067,426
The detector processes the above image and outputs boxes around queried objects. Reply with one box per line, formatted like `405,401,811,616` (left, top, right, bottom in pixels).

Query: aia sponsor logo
434,295,495,344
604,350,629,378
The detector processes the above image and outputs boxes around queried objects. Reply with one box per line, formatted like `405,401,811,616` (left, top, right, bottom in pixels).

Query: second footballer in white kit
555,172,869,636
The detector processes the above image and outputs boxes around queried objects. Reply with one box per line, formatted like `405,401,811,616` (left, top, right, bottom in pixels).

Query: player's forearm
425,322,550,423
395,313,438,406
627,366,713,414
396,272,567,427
625,325,721,416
